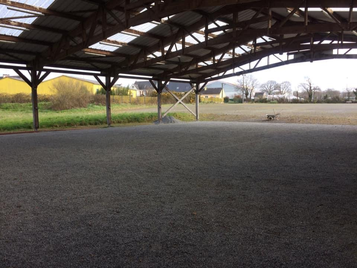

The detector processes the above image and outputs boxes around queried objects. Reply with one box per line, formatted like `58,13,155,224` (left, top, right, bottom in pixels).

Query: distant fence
200,97,224,103
111,95,157,105
0,93,223,105
110,95,223,105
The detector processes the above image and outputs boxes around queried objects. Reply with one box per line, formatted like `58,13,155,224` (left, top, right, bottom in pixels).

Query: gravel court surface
0,122,356,267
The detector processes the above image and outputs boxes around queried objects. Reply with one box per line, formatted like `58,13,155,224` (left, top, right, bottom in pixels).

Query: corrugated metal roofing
187,48,210,57
130,36,159,47
0,0,56,36
48,0,96,13
271,8,305,22
168,11,203,27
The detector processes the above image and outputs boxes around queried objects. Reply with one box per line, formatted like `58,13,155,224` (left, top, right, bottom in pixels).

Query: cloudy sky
225,58,357,92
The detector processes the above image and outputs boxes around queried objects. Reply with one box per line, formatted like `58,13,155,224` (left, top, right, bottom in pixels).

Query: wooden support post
105,75,111,126
31,69,39,131
195,85,200,121
14,67,49,131
150,79,170,123
157,91,162,121
157,80,162,122
150,79,162,122
194,82,207,121
94,74,119,127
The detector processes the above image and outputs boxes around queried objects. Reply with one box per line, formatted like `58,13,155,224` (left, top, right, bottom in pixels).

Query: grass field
0,102,193,132
125,103,357,125
0,102,356,132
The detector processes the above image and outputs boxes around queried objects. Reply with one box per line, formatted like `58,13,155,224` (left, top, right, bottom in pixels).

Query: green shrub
277,98,288,103
256,98,267,103
113,86,129,96
38,95,51,102
91,94,106,105
50,80,92,110
0,93,51,104
96,88,107,95
0,94,12,103
233,95,242,103
12,93,32,103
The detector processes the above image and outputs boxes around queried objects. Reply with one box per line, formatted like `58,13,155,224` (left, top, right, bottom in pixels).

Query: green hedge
0,112,194,132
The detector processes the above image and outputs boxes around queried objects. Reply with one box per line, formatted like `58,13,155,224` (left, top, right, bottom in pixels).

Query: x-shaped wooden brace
162,86,196,117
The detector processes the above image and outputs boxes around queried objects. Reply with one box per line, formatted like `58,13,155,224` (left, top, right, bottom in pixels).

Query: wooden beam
322,7,345,30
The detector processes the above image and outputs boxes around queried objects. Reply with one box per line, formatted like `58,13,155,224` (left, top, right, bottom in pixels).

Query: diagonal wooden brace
163,87,195,117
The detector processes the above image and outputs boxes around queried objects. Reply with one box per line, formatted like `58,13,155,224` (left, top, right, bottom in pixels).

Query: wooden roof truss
0,0,356,83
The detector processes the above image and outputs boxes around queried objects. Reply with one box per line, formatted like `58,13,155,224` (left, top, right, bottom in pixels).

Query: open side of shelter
0,0,356,130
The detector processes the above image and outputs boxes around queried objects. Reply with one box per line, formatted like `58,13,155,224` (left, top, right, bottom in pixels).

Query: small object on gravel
266,113,280,120
154,116,182,124
266,109,281,120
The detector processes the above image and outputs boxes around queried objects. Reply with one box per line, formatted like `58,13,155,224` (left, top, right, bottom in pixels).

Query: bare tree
345,88,352,101
299,77,320,102
279,81,292,95
318,89,342,102
324,88,341,99
292,90,300,99
237,75,259,101
260,80,279,95
340,87,357,101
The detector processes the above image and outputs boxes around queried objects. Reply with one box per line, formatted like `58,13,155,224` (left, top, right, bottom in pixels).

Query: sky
1,58,356,92
225,58,358,92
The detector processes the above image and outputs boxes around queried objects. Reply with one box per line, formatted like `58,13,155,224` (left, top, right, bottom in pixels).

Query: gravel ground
0,122,356,267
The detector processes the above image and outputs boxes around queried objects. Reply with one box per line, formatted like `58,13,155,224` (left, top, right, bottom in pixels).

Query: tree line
236,75,357,103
